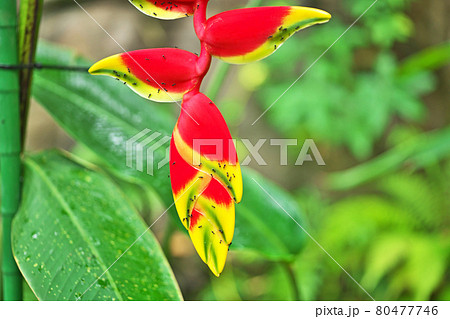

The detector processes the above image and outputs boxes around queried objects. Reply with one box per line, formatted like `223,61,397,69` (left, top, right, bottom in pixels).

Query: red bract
90,0,330,276
197,6,331,64
128,0,197,19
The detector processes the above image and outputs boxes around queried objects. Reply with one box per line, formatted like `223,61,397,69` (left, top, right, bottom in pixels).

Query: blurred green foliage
294,163,449,300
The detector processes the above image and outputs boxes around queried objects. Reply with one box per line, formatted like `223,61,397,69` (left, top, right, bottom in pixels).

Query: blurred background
22,0,449,300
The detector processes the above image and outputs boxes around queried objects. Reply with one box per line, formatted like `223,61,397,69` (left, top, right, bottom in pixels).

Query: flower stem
0,0,23,301
193,0,209,38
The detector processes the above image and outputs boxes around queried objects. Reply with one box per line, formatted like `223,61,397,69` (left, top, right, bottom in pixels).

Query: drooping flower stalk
90,0,330,276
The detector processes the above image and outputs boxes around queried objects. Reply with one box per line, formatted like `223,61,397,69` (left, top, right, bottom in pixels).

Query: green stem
161,220,175,262
282,262,300,301
0,0,23,301
18,0,43,147
205,62,230,101
205,0,263,100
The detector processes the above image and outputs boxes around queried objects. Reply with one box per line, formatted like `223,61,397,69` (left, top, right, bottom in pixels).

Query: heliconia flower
89,48,202,102
127,0,197,20
90,0,331,277
196,6,331,64
170,92,242,276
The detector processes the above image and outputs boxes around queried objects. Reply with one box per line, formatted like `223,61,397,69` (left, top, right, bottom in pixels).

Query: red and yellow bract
170,92,242,276
89,48,202,102
198,6,331,64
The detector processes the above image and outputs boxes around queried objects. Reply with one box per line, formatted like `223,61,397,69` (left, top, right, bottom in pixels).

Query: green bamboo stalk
0,0,23,301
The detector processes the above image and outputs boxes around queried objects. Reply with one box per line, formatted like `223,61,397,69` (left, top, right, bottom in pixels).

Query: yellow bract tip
285,6,331,28
88,54,124,75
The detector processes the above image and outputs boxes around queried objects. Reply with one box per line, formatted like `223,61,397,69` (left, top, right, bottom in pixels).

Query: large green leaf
12,151,182,300
32,42,307,261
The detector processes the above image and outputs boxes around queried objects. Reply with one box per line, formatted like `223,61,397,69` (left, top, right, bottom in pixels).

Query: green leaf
377,173,443,228
398,41,450,77
12,150,182,300
236,168,307,260
32,42,308,261
361,233,409,291
327,126,450,190
362,233,448,300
